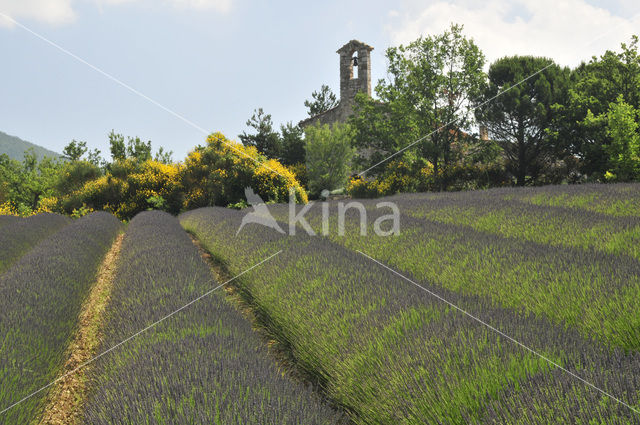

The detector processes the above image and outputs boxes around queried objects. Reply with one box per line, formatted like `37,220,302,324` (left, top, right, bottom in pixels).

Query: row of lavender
385,182,640,218
266,191,640,352
181,206,640,424
0,212,122,425
0,213,71,273
389,189,640,259
82,211,343,424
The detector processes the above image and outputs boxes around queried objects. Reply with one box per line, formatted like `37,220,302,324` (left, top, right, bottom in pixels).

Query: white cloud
0,0,231,28
0,0,76,28
385,0,640,67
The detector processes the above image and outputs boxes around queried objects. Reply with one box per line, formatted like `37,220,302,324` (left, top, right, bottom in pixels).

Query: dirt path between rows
37,233,125,425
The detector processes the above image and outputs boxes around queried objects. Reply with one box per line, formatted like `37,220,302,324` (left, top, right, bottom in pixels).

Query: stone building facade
299,40,373,128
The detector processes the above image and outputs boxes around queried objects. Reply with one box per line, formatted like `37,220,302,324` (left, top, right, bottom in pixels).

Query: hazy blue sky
1,0,639,160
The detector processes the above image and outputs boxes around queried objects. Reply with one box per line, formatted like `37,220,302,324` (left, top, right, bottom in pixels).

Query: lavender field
0,183,639,424
184,182,640,424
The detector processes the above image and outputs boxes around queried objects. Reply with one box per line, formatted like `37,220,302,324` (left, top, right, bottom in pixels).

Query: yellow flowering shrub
58,159,183,220
0,199,56,216
346,177,384,198
347,160,433,198
181,132,307,209
0,202,19,216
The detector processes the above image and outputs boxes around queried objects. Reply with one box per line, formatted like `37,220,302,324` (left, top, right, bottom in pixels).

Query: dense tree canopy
279,121,306,166
476,56,570,186
351,23,486,185
552,36,640,178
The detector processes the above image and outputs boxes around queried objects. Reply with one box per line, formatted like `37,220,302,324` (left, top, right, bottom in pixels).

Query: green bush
304,123,355,197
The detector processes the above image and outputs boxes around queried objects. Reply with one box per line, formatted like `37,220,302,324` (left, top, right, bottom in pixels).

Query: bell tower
298,40,374,129
337,40,373,108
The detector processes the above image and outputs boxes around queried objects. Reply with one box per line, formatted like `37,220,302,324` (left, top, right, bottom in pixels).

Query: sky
1,0,639,161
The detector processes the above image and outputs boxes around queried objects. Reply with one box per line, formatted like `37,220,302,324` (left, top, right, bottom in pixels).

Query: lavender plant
181,201,640,424
0,213,71,273
267,196,640,352
82,211,343,425
0,212,122,425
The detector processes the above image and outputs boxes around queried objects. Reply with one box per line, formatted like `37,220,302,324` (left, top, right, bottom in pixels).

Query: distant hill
0,131,63,161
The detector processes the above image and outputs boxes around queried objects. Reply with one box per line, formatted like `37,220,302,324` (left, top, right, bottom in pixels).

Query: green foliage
304,123,355,196
62,139,88,161
279,121,306,166
553,35,640,178
239,110,305,166
108,130,153,163
604,95,640,181
239,108,282,160
154,146,174,164
352,23,486,182
476,55,571,186
304,84,339,117
70,203,95,218
146,194,167,210
59,159,183,220
0,150,63,212
347,151,508,199
55,160,102,196
108,130,126,162
227,199,249,209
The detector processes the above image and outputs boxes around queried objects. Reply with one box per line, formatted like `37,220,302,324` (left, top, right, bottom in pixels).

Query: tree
476,56,570,186
304,84,339,117
304,123,355,196
109,131,126,162
351,23,486,186
125,136,152,162
0,154,21,205
239,108,282,160
63,140,87,161
86,148,105,168
552,35,640,178
108,130,155,163
602,95,640,180
63,139,104,168
0,149,62,210
154,147,174,164
55,160,102,196
279,121,305,166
